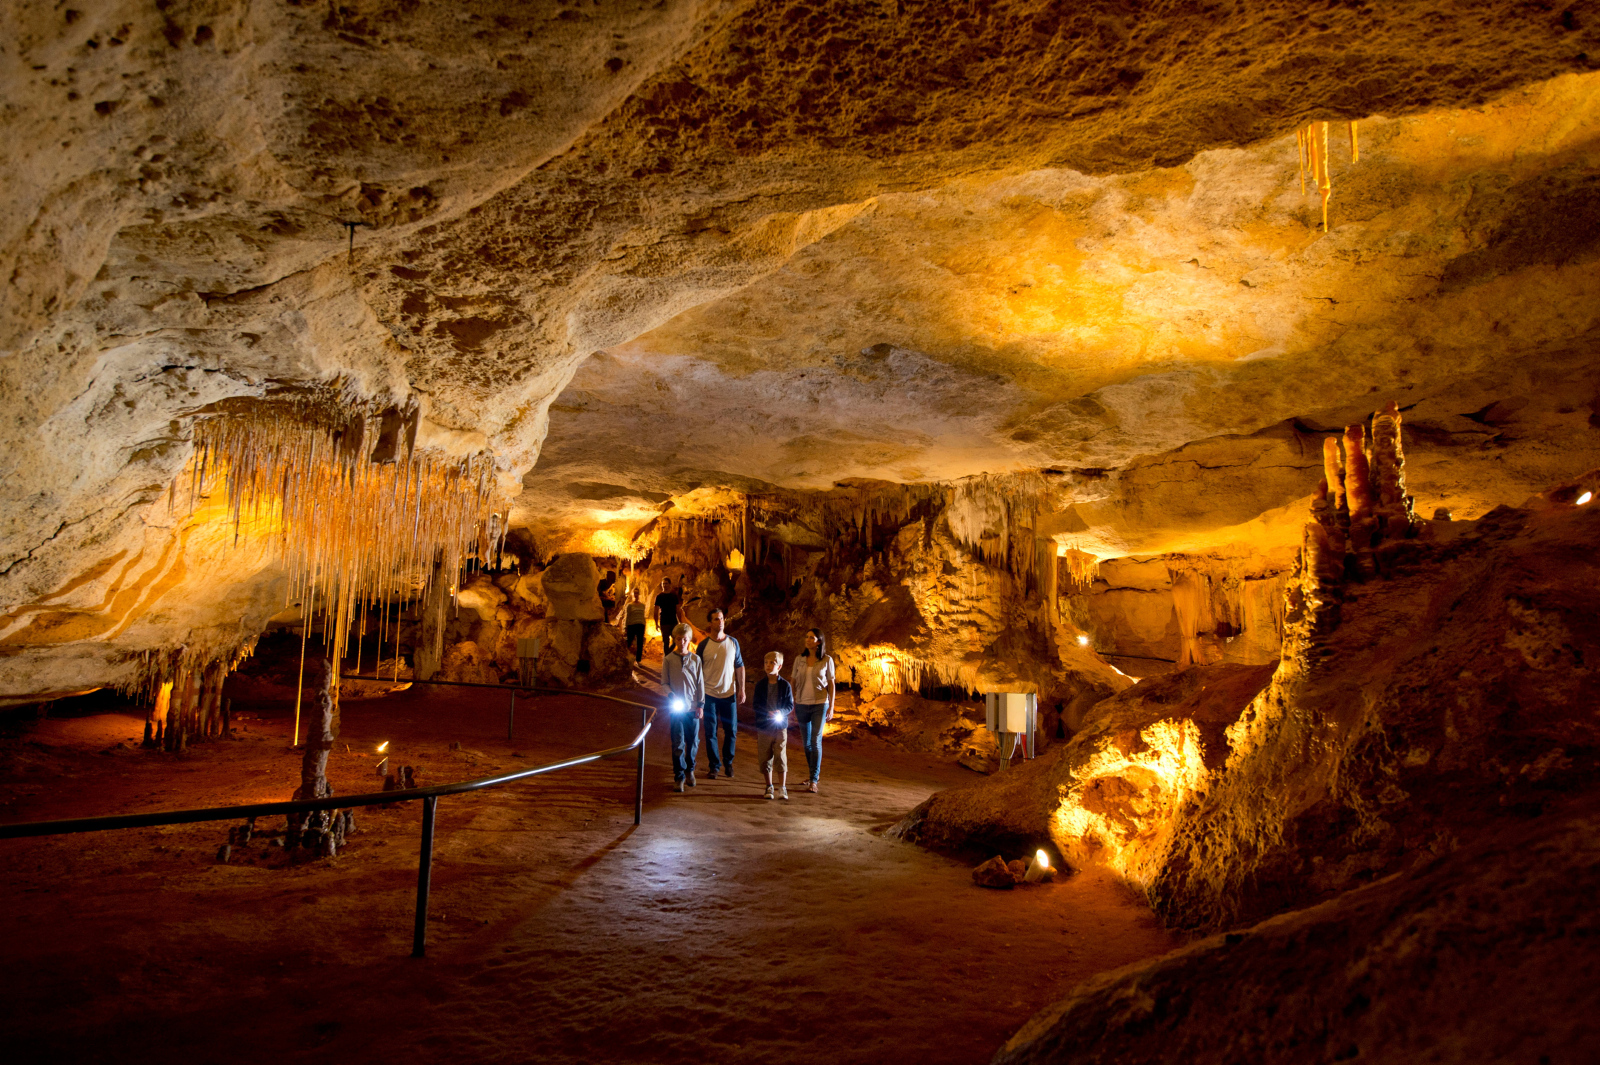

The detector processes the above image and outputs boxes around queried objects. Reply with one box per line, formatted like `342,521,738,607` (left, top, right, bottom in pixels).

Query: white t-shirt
697,635,744,699
790,652,834,706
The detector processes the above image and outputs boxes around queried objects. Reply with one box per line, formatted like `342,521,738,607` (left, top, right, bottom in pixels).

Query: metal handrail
0,683,659,958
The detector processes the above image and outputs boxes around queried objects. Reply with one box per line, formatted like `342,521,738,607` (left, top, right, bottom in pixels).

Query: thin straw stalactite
1296,119,1359,233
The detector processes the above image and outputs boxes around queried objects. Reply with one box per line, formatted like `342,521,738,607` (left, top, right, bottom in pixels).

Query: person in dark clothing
619,589,647,663
598,569,617,617
752,652,794,800
653,577,682,656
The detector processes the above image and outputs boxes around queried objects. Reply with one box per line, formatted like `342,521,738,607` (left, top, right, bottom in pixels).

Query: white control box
984,692,1036,734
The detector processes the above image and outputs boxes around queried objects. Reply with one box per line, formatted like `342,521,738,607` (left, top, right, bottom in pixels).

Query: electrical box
984,692,1036,734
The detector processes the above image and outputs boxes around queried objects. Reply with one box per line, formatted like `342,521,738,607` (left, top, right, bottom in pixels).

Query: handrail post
412,795,438,958
508,689,515,743
635,705,646,825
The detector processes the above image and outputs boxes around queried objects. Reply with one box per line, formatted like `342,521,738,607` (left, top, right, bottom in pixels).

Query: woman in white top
789,628,836,793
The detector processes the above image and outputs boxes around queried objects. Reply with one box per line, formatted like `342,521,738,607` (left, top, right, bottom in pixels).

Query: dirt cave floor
0,678,1177,1065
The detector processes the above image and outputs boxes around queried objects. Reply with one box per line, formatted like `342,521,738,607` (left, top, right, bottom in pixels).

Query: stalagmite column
144,680,172,748
166,667,196,752
416,550,450,682
1369,400,1416,534
1343,423,1378,577
289,658,339,852
1343,423,1372,517
1322,436,1346,512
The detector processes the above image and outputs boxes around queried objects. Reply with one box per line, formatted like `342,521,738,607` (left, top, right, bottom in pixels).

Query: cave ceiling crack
0,501,125,579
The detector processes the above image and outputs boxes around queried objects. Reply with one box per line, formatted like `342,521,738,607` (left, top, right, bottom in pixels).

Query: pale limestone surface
3,4,1600,699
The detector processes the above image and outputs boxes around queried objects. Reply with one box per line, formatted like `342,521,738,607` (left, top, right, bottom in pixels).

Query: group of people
599,570,659,665
659,603,837,801
597,573,838,799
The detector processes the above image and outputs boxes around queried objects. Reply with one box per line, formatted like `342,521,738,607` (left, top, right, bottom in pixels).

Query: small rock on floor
973,855,1017,889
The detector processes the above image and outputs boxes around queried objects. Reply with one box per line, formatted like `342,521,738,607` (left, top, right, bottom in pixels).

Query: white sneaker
764,785,775,800
779,787,789,801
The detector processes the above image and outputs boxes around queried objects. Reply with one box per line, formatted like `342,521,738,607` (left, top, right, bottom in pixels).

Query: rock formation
4,7,1600,1060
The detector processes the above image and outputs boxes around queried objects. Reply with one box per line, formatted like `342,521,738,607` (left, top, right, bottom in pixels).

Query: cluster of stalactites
854,642,984,699
1288,400,1417,661
1058,549,1100,590
942,473,1058,593
1297,120,1359,232
634,505,752,573
183,395,507,676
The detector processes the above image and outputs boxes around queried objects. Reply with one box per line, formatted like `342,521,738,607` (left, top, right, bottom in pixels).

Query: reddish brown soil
0,679,1178,1065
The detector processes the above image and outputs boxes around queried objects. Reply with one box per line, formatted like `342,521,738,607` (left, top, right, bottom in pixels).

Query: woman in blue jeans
789,628,836,793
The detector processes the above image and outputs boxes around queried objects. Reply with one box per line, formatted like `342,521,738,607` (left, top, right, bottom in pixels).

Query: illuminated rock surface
4,5,1600,1062
5,5,1600,700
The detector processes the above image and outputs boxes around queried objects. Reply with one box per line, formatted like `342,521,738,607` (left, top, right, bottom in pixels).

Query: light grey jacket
663,650,705,711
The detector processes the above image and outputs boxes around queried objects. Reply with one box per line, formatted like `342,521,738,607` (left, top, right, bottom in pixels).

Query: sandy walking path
0,682,1177,1064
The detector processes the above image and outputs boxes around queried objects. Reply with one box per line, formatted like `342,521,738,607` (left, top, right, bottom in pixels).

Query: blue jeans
670,712,699,781
703,695,737,772
796,704,826,783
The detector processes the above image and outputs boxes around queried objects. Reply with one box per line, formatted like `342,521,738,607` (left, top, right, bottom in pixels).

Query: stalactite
183,393,505,684
1169,568,1214,668
1296,119,1358,231
1059,549,1100,590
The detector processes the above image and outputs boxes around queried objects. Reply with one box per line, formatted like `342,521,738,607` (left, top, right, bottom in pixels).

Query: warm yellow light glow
1076,634,1090,647
377,741,389,753
726,548,745,571
584,528,641,559
1049,717,1215,888
1578,491,1593,506
1035,849,1049,869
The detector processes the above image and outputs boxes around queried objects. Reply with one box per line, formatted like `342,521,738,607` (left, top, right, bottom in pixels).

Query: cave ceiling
3,1,1600,696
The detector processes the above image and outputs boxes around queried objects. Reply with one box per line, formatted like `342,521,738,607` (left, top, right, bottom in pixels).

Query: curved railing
0,682,659,957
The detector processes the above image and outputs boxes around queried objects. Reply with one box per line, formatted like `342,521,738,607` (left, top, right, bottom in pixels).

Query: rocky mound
890,662,1275,872
993,792,1600,1065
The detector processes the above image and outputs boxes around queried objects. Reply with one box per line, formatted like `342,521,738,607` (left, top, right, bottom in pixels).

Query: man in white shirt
695,608,745,779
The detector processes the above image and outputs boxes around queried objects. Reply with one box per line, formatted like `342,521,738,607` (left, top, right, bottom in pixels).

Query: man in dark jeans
696,608,745,779
653,577,682,656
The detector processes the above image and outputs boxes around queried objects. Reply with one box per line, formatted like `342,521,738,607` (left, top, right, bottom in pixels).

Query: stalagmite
1343,423,1372,518
416,551,451,682
1369,400,1416,532
288,658,339,851
1322,436,1346,512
